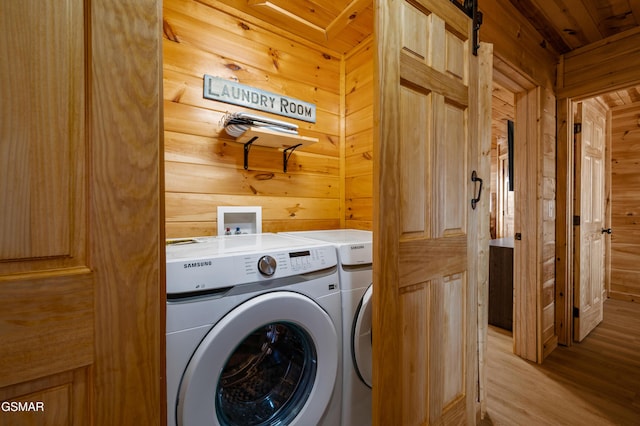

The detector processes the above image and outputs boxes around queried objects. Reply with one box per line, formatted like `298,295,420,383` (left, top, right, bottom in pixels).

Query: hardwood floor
482,298,640,425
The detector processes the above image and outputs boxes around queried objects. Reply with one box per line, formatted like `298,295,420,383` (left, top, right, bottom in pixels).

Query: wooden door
373,0,489,423
0,1,163,424
573,99,607,342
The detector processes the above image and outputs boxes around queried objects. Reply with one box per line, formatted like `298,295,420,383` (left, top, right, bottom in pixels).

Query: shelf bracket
282,144,303,173
243,136,258,170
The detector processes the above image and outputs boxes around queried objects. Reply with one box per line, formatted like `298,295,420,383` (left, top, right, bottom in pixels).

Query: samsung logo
183,261,213,269
350,245,365,250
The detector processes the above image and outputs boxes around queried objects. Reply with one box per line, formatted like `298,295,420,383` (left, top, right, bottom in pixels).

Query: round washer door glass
353,284,372,388
177,292,339,426
216,322,316,425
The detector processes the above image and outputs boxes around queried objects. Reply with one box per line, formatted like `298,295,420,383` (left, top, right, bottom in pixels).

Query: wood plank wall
610,101,640,302
345,37,374,231
540,87,558,358
558,27,640,99
163,0,346,237
480,0,558,90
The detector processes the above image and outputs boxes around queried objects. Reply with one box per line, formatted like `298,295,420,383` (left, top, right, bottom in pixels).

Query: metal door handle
601,228,612,234
471,170,483,210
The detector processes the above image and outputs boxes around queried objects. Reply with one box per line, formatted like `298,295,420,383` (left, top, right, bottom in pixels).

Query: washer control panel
243,247,334,280
166,244,337,295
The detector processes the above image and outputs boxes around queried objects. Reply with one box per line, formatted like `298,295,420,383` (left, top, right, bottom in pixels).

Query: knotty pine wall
163,0,363,238
610,101,640,301
345,37,374,230
540,87,557,356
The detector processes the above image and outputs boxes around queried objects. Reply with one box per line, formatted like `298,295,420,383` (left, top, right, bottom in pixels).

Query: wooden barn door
573,100,607,342
374,0,488,424
0,1,163,424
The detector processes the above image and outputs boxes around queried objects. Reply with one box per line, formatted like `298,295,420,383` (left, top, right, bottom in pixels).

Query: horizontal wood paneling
165,130,339,173
480,0,558,89
559,27,640,98
610,101,640,301
163,0,344,237
344,37,373,231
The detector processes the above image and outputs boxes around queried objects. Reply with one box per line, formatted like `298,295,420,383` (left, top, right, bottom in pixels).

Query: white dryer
166,234,342,426
281,230,372,426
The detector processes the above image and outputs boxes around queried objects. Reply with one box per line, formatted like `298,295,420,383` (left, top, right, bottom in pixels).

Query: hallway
483,298,640,425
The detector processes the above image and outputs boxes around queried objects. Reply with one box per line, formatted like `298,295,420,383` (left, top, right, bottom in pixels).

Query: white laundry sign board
217,206,262,235
203,75,316,123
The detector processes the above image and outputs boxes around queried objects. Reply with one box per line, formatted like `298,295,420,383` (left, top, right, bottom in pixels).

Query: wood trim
513,88,539,362
604,108,612,298
372,1,403,423
340,52,347,228
475,41,493,420
325,0,372,41
555,97,573,346
91,0,164,423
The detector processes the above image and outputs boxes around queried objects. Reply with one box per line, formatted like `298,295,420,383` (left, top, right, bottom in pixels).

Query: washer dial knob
257,255,277,276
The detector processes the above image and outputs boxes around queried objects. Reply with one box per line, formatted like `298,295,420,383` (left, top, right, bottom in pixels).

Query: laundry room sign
203,75,316,123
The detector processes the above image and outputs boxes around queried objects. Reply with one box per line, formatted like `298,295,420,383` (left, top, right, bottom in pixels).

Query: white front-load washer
281,230,372,426
166,233,342,426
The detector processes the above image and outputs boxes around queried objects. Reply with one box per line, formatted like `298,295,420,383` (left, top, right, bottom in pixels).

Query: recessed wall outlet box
217,206,262,236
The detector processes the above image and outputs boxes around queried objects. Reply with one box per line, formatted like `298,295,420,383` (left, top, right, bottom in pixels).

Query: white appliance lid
166,233,327,261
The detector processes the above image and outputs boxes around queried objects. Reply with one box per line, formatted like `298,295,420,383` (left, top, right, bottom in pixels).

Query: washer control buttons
257,255,277,276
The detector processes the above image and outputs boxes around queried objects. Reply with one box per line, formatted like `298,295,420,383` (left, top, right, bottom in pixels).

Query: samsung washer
166,233,342,426
281,229,373,426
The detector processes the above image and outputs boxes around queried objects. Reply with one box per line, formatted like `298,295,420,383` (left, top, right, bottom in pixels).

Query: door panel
0,1,92,415
574,99,607,342
0,0,163,424
0,0,86,273
374,0,486,423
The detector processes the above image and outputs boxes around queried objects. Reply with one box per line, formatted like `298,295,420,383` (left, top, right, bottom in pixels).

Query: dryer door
353,284,373,388
177,291,338,426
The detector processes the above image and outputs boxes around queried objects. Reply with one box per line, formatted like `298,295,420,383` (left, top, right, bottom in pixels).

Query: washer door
177,292,338,426
352,284,373,388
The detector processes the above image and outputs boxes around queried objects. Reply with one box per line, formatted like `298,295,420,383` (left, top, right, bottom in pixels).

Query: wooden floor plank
482,298,640,425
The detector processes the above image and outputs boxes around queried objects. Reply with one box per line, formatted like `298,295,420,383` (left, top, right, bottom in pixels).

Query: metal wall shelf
235,127,317,172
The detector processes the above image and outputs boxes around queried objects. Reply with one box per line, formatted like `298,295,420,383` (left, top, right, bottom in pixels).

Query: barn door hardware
471,170,483,209
282,144,303,173
449,0,483,55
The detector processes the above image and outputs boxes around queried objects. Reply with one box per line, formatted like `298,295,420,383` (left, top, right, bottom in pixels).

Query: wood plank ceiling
509,0,640,107
205,0,373,53
212,0,640,106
